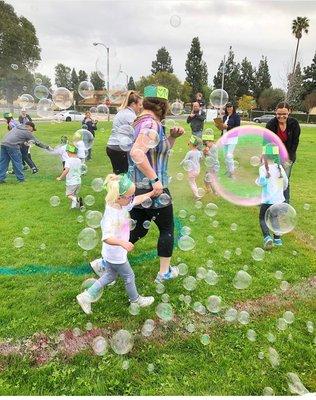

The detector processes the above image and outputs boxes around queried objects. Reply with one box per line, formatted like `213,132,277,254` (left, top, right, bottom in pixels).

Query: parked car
253,114,275,123
55,110,85,122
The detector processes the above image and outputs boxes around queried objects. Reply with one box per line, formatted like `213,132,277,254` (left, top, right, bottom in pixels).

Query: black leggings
259,204,280,239
106,146,129,174
20,144,37,170
129,204,174,258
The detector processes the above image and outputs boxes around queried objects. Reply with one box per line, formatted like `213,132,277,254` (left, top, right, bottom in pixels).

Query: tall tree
302,51,316,96
253,56,272,100
34,72,52,90
181,81,192,104
136,71,182,101
291,16,309,75
127,76,136,90
0,1,41,108
90,71,105,90
287,63,304,111
151,47,174,74
238,57,255,97
258,88,285,111
78,70,88,83
70,68,78,90
185,37,208,100
213,47,240,104
55,63,71,88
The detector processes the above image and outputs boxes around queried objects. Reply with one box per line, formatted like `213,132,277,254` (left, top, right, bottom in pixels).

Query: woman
266,102,300,203
129,85,184,284
82,111,98,160
106,90,143,174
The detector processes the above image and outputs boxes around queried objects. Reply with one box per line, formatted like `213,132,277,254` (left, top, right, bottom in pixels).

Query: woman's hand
170,126,185,138
152,180,163,197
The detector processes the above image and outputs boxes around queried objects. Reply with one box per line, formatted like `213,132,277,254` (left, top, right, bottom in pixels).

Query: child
202,132,219,194
256,144,288,250
76,173,155,314
73,131,86,164
51,136,69,171
56,144,82,209
180,135,203,199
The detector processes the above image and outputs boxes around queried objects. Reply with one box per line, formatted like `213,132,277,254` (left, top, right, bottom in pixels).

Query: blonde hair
104,174,120,204
119,90,142,110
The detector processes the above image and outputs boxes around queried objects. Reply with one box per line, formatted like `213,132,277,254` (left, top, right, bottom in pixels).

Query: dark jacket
19,114,32,124
222,113,240,135
266,117,300,162
1,125,49,150
187,110,206,132
82,118,97,136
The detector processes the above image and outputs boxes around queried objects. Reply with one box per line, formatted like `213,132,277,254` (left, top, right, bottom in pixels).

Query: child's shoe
76,291,92,314
132,295,155,308
273,238,283,246
263,235,273,250
155,266,179,284
32,168,39,174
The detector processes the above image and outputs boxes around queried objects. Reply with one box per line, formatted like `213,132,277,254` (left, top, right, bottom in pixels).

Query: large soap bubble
78,81,94,99
170,101,183,116
52,87,73,109
178,235,195,251
19,94,34,109
210,89,228,109
156,303,173,321
34,85,49,100
212,125,289,206
110,329,134,355
265,203,297,235
78,227,99,250
37,98,54,118
81,278,103,302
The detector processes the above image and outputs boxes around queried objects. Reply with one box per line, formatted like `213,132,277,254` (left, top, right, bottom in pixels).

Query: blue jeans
282,162,293,204
0,145,24,182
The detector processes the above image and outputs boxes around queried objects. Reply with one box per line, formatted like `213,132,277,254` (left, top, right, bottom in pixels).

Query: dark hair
276,101,291,111
224,104,236,115
120,90,142,110
143,98,169,121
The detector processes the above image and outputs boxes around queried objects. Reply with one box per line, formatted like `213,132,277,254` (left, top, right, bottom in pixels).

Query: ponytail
119,90,142,110
104,174,120,204
262,156,271,178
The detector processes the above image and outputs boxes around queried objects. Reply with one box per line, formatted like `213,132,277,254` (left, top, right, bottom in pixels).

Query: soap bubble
275,270,283,280
283,311,295,324
178,209,187,219
52,87,73,109
78,81,94,98
206,260,214,268
263,387,274,396
111,329,134,355
252,247,264,261
130,148,146,164
265,203,297,235
195,200,203,209
19,94,34,109
303,203,310,211
170,14,181,27
11,63,18,70
81,278,103,302
280,280,290,291
182,159,194,172
204,270,219,285
50,195,60,207
233,270,252,289
96,104,109,114
238,310,250,324
277,318,288,331
122,360,130,370
178,263,188,276
223,250,231,259
224,308,238,322
306,321,314,333
258,351,264,360
212,126,289,206
193,301,206,314
161,118,176,131
209,89,228,108
92,336,107,356
157,193,171,206
266,332,276,343
176,172,184,181
204,203,218,217
189,215,196,222
200,334,210,345
212,220,219,228
128,302,140,316
186,323,195,333
22,227,30,235
206,295,222,313
143,220,151,229
37,98,54,118
141,128,160,149
34,85,49,100
141,197,152,208
230,223,238,231
35,77,42,85
86,322,93,331
178,235,195,251
207,235,215,244
183,295,191,305
73,327,81,337
268,347,280,368
91,177,104,192
286,372,309,395
183,276,197,291
197,187,206,198
86,210,102,228
13,237,24,248
246,329,257,342
161,293,170,303
181,226,191,236
78,227,99,250
74,128,94,150
250,156,260,167
170,101,183,115
39,243,46,250
147,363,155,373
156,303,173,321
142,319,155,337
196,267,207,279
84,195,95,207
156,283,165,294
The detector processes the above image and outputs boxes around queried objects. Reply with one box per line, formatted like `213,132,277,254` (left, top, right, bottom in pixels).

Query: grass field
0,119,315,395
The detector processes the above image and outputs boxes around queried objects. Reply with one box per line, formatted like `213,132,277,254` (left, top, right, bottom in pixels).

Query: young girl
180,135,203,199
256,144,288,249
202,132,219,194
73,131,86,164
76,173,155,314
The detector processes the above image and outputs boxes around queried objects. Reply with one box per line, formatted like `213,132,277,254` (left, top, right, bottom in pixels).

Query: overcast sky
8,0,316,90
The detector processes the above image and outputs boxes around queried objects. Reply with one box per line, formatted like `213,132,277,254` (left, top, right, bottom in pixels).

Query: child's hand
122,241,134,252
56,177,62,181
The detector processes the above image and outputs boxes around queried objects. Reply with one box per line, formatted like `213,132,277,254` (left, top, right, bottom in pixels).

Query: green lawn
0,120,315,395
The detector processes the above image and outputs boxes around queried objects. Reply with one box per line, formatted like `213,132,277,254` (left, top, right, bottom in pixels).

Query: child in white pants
180,135,203,199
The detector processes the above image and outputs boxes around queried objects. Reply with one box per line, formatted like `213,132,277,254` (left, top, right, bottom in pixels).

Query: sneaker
78,197,83,208
90,258,105,277
274,238,283,246
76,291,92,314
263,235,273,250
132,295,155,308
70,198,78,209
32,168,39,174
155,266,179,284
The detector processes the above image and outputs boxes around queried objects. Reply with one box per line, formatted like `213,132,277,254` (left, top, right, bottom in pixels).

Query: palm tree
291,17,310,75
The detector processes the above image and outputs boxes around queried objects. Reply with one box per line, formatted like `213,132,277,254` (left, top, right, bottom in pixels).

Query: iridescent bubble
176,172,184,181
277,318,288,331
224,307,238,322
147,363,155,373
157,193,171,206
206,259,214,268
78,81,94,99
128,302,140,316
156,283,165,294
200,334,210,345
131,148,146,165
73,327,81,337
195,200,203,209
268,347,280,368
111,329,134,355
204,269,219,285
143,220,151,229
246,329,257,342
178,209,187,219
266,332,276,343
265,203,297,235
22,227,30,235
140,128,160,149
182,159,194,172
196,267,207,279
141,197,153,208
122,360,130,370
193,301,205,314
19,94,34,109
91,178,104,192
207,235,215,244
189,215,196,223
34,85,49,100
238,310,250,325
39,243,46,250
275,270,283,280
235,247,242,256
50,195,60,207
212,220,219,228
11,63,18,70
303,203,310,211
258,351,265,360
161,293,170,303
178,263,188,276
181,226,191,236
161,118,176,131
84,195,95,207
35,77,42,85
52,87,73,109
183,276,197,291
230,223,238,231
209,89,228,108
250,156,260,167
197,187,206,198
37,98,54,118
13,237,24,248
178,235,195,251
252,247,265,261
156,303,173,321
223,250,231,259
129,218,137,231
205,203,218,217
170,101,183,115
86,210,102,228
92,336,107,356
183,295,191,305
170,14,181,28
263,387,274,396
186,323,195,333
286,372,309,395
78,227,99,250
206,295,222,313
233,270,252,289
306,321,314,333
283,311,295,324
280,281,290,291
81,278,103,302
96,104,109,115
86,322,93,331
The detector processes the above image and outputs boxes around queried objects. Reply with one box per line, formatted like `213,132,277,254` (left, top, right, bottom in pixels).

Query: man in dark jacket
186,102,206,138
0,122,52,183
266,110,300,203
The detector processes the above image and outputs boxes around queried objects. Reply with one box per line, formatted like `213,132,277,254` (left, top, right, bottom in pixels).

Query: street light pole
93,42,110,121
119,65,129,90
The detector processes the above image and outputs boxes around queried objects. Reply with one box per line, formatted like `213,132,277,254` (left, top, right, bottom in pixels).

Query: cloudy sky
8,0,316,90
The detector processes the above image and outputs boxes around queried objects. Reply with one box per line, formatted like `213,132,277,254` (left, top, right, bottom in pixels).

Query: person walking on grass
202,132,219,194
186,102,206,138
180,135,203,199
256,144,288,250
77,173,155,315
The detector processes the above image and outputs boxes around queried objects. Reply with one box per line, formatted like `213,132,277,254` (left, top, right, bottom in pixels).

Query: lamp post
93,42,110,121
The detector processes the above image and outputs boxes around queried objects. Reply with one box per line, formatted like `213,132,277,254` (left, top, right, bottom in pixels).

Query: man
0,122,51,183
186,102,206,138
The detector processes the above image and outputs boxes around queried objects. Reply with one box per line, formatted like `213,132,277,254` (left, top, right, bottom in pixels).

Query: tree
34,72,51,90
185,37,208,99
287,63,304,111
238,95,256,112
55,63,71,88
70,68,80,104
151,47,173,74
238,57,255,97
181,81,192,104
90,71,104,90
258,88,285,111
127,76,136,90
0,1,41,109
303,91,316,121
253,56,272,100
302,51,316,96
136,71,182,102
78,70,88,83
291,17,309,76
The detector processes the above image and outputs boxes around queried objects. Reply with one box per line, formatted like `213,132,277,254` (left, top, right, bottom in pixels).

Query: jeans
259,203,280,239
88,259,139,302
0,145,24,182
20,144,37,171
223,143,236,174
282,162,293,204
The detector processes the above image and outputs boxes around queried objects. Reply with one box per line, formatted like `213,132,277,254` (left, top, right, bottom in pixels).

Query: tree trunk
292,38,300,76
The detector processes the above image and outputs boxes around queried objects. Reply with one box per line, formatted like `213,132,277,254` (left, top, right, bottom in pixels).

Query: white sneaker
90,258,104,277
71,198,77,209
132,295,155,308
76,291,92,314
